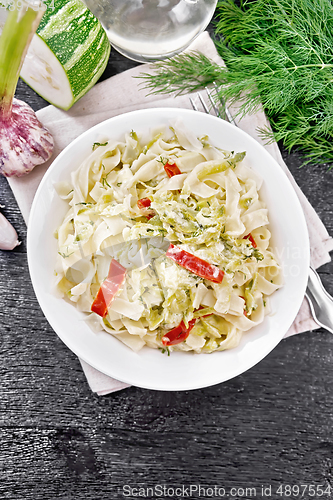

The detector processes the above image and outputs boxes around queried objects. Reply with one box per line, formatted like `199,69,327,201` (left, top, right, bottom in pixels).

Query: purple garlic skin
0,97,54,177
0,211,20,250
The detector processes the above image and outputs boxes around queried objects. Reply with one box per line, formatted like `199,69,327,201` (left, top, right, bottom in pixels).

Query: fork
190,83,237,125
190,86,333,335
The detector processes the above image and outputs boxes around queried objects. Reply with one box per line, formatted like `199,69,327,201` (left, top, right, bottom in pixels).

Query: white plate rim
27,108,310,391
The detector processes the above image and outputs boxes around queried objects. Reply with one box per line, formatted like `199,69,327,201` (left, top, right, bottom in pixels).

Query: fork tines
189,84,237,127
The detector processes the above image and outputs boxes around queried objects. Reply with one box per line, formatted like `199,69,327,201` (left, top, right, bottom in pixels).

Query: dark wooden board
0,28,332,500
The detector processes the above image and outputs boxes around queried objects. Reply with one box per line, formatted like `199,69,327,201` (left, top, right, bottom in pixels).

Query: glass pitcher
83,0,217,63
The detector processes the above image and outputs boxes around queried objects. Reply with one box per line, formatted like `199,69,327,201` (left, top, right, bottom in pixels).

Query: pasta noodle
54,121,283,354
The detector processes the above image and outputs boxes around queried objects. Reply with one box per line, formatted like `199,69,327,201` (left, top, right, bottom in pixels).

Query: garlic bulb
0,98,54,177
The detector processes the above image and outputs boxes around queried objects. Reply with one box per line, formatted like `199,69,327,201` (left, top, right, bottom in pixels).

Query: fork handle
305,267,333,334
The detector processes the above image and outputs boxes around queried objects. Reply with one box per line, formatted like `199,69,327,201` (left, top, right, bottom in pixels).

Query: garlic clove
0,211,20,250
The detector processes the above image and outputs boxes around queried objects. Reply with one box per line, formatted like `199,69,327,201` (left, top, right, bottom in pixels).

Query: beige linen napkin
8,32,333,394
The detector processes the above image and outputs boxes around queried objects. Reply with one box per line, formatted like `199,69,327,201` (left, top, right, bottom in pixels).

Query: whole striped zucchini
20,0,110,110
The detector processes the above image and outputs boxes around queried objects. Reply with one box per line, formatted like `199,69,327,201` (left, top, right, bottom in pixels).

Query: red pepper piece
137,198,151,209
164,161,182,178
243,233,257,248
91,259,126,317
161,319,196,346
137,197,155,220
145,212,155,221
166,244,224,284
162,307,215,347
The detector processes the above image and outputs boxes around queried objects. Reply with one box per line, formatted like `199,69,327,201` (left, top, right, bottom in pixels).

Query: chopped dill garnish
58,249,74,258
159,346,171,356
102,176,111,188
156,156,168,165
92,141,108,151
252,249,264,261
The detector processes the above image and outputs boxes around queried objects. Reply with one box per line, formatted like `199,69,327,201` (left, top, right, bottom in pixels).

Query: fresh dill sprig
139,52,222,96
139,0,333,167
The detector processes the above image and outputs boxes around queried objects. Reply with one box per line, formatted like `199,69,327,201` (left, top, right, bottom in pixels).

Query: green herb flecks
159,346,171,356
58,248,75,258
156,156,168,165
102,176,111,189
252,249,264,261
92,141,108,151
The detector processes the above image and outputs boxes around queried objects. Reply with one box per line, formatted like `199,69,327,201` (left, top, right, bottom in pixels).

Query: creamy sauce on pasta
54,121,283,353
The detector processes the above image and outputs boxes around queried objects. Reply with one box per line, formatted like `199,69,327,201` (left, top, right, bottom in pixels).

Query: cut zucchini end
20,34,74,110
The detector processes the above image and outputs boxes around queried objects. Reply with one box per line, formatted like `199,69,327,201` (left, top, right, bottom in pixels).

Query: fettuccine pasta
54,121,283,353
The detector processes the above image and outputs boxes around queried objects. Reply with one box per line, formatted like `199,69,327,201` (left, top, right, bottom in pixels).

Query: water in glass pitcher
83,0,217,62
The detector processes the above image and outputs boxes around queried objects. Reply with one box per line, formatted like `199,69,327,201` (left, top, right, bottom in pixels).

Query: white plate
27,108,310,391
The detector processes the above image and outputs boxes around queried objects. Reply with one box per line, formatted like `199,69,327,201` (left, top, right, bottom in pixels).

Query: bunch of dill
140,0,333,167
